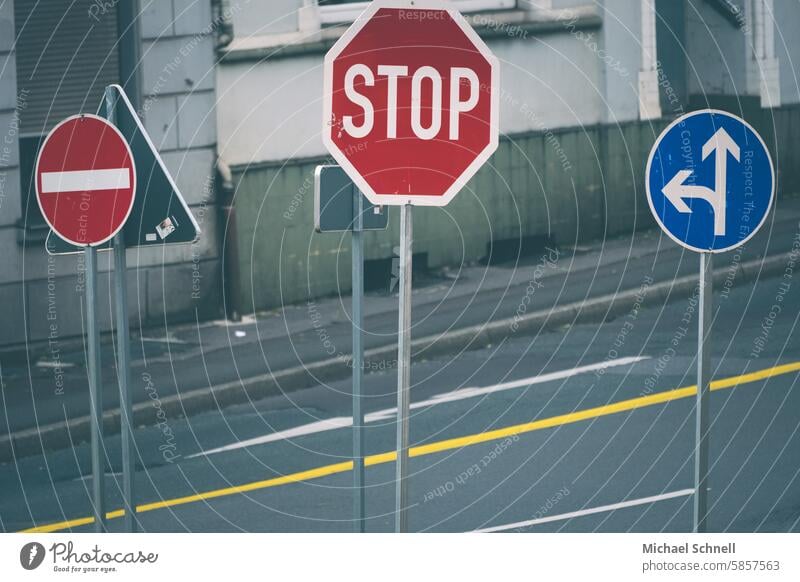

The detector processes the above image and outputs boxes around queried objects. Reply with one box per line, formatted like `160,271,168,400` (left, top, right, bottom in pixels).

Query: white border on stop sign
322,0,500,207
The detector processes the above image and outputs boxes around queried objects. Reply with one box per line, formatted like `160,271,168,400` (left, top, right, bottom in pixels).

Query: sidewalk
2,196,799,460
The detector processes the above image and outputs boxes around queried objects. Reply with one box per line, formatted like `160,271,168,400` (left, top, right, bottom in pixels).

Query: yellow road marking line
20,360,800,533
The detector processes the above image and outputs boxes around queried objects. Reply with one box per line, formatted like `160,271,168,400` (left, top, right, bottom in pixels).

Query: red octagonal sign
323,0,499,206
35,114,136,246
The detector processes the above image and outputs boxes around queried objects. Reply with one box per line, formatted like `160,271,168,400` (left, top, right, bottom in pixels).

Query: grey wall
228,118,666,312
774,0,800,106
0,0,24,340
656,0,689,113
599,0,642,123
135,0,221,325
0,0,222,350
228,0,301,38
686,0,748,98
216,4,636,168
228,97,800,314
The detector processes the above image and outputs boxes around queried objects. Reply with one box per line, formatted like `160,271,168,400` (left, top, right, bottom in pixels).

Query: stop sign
35,114,136,246
323,0,499,206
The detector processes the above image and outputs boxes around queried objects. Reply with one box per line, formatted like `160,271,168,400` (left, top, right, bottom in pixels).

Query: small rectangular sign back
314,165,388,233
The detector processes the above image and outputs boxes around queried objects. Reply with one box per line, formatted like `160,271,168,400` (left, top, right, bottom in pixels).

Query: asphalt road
1,255,799,533
2,201,800,437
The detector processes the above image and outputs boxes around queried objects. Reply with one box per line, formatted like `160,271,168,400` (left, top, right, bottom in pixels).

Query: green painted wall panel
229,110,799,314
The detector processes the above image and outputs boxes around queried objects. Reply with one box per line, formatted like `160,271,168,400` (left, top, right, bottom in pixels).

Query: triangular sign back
46,85,200,255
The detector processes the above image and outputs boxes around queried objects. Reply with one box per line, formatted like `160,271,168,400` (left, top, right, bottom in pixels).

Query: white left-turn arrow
662,127,740,236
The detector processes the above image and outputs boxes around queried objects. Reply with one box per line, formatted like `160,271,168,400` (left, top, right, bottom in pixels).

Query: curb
0,251,793,463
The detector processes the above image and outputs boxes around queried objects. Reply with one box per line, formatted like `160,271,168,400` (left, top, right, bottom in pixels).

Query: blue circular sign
646,109,775,253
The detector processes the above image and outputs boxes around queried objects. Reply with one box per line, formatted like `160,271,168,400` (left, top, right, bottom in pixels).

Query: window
14,0,120,231
17,135,46,233
318,0,517,25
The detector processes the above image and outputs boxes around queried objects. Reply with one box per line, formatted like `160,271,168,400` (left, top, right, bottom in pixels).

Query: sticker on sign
323,0,499,207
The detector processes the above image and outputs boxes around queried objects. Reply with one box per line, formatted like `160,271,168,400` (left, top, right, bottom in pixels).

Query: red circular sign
35,114,136,246
323,0,499,207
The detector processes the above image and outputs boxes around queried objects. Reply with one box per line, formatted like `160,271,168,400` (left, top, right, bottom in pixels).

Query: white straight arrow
702,127,740,236
662,128,740,237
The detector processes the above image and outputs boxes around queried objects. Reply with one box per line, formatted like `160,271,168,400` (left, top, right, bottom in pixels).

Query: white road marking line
242,417,352,443
41,168,130,193
140,336,189,345
188,356,648,459
71,471,123,483
368,355,648,421
473,489,695,533
35,360,74,369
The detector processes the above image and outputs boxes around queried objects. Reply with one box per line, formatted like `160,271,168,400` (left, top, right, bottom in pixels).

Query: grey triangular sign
46,85,200,255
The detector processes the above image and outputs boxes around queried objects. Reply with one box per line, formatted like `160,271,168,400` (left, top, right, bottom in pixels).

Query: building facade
0,0,221,350
215,0,800,314
0,0,799,348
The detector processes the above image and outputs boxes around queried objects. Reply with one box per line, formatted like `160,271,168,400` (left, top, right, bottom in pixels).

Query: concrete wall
687,0,749,98
772,105,800,197
0,0,25,341
228,0,302,38
216,4,644,167
490,27,607,132
229,117,670,312
218,52,322,164
655,0,689,113
230,101,800,314
774,0,800,106
216,1,800,315
3,0,798,342
599,0,642,123
0,0,221,350
135,0,221,325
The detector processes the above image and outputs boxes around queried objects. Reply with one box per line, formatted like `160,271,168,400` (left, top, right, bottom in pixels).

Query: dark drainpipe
217,158,242,321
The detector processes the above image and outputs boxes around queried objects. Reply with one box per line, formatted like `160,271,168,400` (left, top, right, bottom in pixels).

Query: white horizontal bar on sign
40,168,130,193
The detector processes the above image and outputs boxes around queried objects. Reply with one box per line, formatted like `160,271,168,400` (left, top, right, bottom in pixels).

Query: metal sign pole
694,252,712,532
105,86,136,533
114,233,135,532
395,203,413,533
644,110,775,534
106,86,136,533
85,245,105,532
352,190,366,532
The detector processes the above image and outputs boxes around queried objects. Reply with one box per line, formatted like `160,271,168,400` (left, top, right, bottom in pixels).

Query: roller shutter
14,0,119,135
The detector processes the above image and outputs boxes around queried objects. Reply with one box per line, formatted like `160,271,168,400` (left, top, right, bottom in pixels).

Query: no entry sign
323,0,499,206
36,114,136,246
